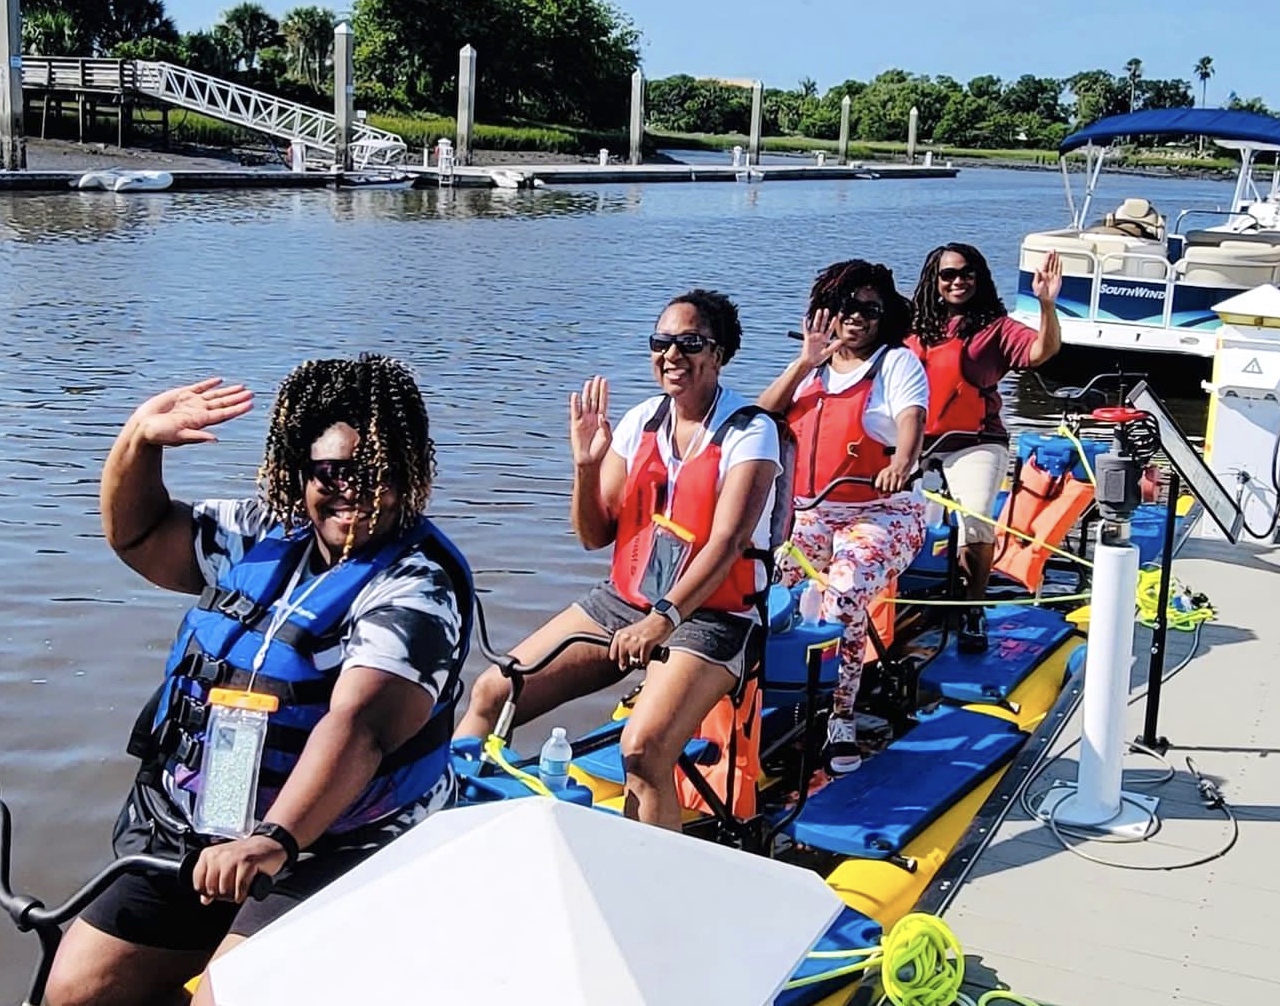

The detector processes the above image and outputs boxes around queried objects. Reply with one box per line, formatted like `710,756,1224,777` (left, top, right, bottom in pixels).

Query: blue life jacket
142,516,473,835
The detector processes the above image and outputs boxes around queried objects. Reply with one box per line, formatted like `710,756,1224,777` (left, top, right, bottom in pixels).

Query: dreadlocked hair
910,242,1007,346
665,289,743,363
258,353,436,552
808,259,912,347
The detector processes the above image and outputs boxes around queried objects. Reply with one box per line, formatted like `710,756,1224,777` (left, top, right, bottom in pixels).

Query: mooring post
456,44,477,167
838,95,851,165
2,0,24,170
333,21,354,171
748,79,763,166
907,105,918,164
629,68,644,166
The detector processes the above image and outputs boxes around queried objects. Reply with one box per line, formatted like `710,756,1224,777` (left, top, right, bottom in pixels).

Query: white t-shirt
611,386,781,574
794,345,929,446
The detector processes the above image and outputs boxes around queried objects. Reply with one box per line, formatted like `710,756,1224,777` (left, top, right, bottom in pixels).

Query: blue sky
175,0,1276,108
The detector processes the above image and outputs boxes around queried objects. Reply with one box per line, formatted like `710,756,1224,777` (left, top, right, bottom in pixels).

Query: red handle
1090,406,1147,424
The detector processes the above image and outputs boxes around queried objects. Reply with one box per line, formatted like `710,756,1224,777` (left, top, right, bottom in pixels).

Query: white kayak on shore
74,170,174,192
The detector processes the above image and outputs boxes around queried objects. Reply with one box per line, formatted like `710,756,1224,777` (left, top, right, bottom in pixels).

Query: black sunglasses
840,298,884,321
938,266,976,282
303,459,377,492
649,331,713,355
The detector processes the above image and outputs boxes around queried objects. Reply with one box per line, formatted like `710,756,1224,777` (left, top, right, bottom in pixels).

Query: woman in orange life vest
906,244,1063,652
456,289,780,830
758,260,928,774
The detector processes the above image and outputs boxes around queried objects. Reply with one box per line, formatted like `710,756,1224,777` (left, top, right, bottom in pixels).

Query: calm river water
0,163,1234,993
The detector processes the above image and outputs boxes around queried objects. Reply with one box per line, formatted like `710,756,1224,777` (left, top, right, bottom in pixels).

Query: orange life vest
786,352,892,504
904,334,988,437
676,679,762,819
611,400,762,613
993,458,1095,591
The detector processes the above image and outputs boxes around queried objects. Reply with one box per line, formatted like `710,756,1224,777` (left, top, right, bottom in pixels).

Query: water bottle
539,726,573,792
798,580,824,627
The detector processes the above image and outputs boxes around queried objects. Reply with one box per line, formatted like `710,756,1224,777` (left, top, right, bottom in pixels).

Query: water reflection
0,166,1226,997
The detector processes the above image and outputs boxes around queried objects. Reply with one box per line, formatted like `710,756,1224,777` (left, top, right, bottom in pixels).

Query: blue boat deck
932,536,1280,1006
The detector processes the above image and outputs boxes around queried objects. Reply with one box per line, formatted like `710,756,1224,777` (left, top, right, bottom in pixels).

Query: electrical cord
1232,421,1280,539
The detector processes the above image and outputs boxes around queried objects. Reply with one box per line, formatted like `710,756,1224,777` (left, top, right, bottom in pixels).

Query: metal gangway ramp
133,61,405,167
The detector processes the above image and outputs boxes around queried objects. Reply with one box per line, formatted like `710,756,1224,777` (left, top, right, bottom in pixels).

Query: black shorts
79,781,433,954
574,580,764,684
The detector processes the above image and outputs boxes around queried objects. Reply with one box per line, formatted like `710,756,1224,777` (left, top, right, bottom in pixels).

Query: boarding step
917,603,1077,706
783,708,1025,858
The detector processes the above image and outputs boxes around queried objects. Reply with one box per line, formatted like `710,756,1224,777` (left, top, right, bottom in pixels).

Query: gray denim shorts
574,580,763,683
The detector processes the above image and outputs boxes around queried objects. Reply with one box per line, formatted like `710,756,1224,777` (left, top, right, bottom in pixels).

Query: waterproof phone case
192,689,279,839
638,514,696,605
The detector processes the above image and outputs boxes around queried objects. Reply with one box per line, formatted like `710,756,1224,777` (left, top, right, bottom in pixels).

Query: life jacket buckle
217,590,265,627
174,733,202,769
173,695,208,732
184,652,228,688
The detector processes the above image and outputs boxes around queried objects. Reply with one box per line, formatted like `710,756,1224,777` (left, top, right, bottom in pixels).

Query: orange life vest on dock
904,334,988,437
787,352,892,503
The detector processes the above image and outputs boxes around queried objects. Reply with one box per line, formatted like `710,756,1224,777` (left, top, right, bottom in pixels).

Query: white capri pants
938,443,1010,546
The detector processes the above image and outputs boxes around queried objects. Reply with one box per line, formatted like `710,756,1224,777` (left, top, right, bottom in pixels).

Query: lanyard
245,540,335,689
662,387,721,518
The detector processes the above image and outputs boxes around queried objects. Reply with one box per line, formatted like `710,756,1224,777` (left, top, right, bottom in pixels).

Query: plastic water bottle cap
551,727,567,740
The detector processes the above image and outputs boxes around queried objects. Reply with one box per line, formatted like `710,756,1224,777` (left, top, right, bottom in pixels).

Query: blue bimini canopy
1060,108,1280,154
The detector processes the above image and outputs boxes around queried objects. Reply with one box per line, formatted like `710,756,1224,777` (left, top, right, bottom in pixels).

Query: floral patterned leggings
777,495,926,720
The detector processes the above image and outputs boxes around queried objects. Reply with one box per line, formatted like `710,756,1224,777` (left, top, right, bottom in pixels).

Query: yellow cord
482,734,553,797
922,491,1094,570
1054,425,1098,486
881,592,1091,608
1135,567,1215,631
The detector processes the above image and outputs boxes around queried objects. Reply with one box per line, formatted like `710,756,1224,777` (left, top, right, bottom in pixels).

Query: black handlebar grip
248,873,274,901
651,645,670,663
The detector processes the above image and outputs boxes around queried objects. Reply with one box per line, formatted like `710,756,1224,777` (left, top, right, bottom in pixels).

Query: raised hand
569,375,612,467
799,308,839,369
1032,250,1063,304
133,377,254,448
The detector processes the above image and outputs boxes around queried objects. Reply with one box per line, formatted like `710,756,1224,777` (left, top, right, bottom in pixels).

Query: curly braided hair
258,354,436,544
910,242,1007,346
808,259,912,347
664,289,743,363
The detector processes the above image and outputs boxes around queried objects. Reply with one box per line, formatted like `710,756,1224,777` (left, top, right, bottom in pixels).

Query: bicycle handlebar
1029,368,1148,406
794,469,928,512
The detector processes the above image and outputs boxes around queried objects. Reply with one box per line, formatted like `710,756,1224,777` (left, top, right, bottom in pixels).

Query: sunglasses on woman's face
938,266,976,282
649,331,712,355
303,459,377,493
840,298,884,321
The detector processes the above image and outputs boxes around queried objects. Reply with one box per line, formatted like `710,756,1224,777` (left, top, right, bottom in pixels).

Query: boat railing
1172,207,1258,235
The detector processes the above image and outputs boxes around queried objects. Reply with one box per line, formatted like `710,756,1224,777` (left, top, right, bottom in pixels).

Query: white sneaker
825,716,862,775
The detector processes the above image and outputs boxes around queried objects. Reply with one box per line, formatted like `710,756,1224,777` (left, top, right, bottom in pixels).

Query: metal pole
333,22,353,171
747,79,762,166
1,0,26,170
1139,471,1180,751
628,68,644,166
837,94,850,165
456,44,477,167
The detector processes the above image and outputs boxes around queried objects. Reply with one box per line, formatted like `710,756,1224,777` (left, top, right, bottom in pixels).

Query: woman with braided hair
906,243,1062,652
759,259,928,774
47,355,473,1006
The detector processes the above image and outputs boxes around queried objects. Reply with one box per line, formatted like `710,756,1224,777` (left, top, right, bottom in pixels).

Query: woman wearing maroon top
906,243,1062,651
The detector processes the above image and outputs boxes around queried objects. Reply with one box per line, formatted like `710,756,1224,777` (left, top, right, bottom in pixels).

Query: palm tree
219,3,281,70
1124,57,1142,112
1194,56,1214,108
281,6,336,88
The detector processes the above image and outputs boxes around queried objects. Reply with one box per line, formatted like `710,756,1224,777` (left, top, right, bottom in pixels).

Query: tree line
17,4,1272,150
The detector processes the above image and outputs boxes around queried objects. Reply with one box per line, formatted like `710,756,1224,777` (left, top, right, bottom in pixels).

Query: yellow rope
1135,567,1215,631
482,734,553,797
1054,425,1099,486
922,490,1093,569
882,592,1092,608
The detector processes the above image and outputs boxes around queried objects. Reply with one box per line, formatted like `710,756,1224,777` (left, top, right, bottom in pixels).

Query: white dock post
629,69,644,165
598,148,608,165
747,80,763,166
815,151,825,167
435,137,455,187
288,140,307,172
1,0,25,170
731,145,743,168
907,105,918,164
837,95,851,166
333,22,354,172
456,44,477,167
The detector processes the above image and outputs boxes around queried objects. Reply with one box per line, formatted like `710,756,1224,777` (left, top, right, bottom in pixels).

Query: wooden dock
921,533,1280,1006
408,161,958,188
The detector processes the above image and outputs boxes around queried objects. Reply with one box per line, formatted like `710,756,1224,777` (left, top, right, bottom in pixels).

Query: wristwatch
652,598,683,629
251,821,300,869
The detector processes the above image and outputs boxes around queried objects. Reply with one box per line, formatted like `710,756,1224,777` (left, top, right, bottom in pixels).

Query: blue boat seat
574,736,717,785
918,604,1076,705
785,708,1025,857
774,905,882,1006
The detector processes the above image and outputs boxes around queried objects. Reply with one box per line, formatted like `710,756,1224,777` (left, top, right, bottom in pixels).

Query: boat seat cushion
774,905,883,1006
785,708,1025,857
918,604,1076,705
574,735,716,785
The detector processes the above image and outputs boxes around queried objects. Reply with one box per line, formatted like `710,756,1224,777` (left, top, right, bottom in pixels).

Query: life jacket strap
197,585,270,630
174,639,334,706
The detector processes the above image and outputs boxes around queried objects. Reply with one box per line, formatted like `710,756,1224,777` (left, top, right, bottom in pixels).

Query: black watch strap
251,822,300,869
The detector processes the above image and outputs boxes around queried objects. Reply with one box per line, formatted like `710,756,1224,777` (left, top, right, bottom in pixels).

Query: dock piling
333,22,353,171
2,0,24,169
838,95,850,165
457,45,477,167
629,69,643,166
748,80,763,166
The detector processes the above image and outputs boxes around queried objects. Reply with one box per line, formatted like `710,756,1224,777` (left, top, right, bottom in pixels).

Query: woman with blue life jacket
758,260,928,775
456,289,781,831
906,243,1062,651
47,355,472,1006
